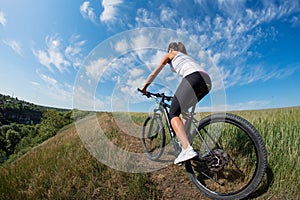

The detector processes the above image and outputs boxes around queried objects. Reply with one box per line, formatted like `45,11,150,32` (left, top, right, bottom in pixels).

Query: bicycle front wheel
141,115,165,161
186,113,267,200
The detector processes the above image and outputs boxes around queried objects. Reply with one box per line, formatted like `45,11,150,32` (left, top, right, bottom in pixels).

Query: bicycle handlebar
137,88,173,101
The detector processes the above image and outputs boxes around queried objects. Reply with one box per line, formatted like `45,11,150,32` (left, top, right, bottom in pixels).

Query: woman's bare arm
140,52,176,93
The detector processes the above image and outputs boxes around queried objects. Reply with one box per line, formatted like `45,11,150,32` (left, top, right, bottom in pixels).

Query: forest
0,94,73,164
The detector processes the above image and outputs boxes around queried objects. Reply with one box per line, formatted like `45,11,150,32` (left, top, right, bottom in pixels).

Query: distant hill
0,94,68,125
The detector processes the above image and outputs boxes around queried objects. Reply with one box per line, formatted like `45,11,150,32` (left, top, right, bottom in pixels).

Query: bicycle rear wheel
186,113,267,200
141,115,165,160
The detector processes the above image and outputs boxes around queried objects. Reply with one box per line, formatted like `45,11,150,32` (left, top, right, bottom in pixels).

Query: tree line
0,94,73,164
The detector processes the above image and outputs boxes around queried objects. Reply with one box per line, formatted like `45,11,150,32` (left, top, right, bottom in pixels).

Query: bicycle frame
148,92,202,155
142,90,214,157
152,94,180,154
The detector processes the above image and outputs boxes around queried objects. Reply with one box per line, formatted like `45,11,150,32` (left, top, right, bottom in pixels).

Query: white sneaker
174,146,198,165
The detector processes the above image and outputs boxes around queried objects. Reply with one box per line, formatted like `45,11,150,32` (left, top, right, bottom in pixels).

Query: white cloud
65,35,86,69
35,72,73,108
100,0,123,22
130,33,151,50
0,11,6,26
130,68,144,78
85,58,109,80
290,15,300,27
129,32,153,61
221,63,300,89
33,35,70,73
80,1,96,22
135,8,159,27
115,39,129,53
30,81,40,86
3,40,23,56
73,85,107,111
185,0,300,90
39,73,57,85
160,7,176,23
33,35,85,73
120,76,144,95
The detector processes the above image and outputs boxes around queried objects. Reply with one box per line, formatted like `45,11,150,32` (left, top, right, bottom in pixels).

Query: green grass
0,107,299,199
232,107,300,199
132,107,300,199
0,124,161,200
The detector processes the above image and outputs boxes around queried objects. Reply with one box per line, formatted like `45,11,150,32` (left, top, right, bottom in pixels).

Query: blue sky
0,0,300,112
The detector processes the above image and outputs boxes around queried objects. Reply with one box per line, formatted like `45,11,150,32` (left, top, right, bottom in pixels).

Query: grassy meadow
0,107,299,199
232,107,300,199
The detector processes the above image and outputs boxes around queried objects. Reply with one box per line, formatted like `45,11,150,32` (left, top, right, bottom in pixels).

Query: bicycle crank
205,149,229,172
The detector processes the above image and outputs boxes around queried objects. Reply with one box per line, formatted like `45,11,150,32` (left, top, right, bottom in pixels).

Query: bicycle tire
186,113,267,200
141,115,166,160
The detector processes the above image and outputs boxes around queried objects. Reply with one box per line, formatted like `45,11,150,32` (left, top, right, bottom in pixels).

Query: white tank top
169,52,200,77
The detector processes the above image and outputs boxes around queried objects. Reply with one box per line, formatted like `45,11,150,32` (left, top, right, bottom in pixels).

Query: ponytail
178,42,187,54
168,42,187,54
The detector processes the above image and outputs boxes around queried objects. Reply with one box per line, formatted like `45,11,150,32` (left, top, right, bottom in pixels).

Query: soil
94,112,209,199
150,165,209,199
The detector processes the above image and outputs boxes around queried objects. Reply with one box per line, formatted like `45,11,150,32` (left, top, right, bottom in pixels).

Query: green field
0,107,299,199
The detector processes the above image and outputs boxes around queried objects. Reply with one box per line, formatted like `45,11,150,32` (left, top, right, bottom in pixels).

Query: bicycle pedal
177,162,184,166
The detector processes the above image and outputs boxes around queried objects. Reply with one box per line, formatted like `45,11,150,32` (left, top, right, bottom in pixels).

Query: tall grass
132,107,300,199
233,107,300,199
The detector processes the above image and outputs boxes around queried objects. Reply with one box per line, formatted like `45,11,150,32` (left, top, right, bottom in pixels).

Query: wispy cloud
3,40,23,56
85,58,109,80
39,73,58,85
135,8,160,27
65,35,86,69
75,1,300,111
37,71,73,108
100,0,123,23
33,34,85,73
115,39,129,53
0,11,6,27
159,1,300,89
80,1,96,23
33,35,70,73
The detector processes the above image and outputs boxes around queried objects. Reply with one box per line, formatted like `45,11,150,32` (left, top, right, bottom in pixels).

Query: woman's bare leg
171,116,190,149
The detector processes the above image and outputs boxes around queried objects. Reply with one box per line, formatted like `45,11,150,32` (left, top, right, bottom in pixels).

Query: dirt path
75,112,208,199
150,165,209,199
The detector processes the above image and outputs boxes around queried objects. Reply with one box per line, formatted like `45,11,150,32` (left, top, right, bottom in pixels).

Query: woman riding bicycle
140,42,212,164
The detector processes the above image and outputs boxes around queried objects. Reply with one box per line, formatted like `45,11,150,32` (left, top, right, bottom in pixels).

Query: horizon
1,91,299,113
1,0,300,112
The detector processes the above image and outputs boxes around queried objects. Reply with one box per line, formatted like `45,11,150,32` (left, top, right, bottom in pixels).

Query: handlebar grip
137,88,151,98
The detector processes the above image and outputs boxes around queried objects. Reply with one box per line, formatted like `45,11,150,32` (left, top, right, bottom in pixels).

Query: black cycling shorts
169,71,211,119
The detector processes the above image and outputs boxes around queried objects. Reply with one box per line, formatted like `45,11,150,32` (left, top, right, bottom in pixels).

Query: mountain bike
138,89,268,200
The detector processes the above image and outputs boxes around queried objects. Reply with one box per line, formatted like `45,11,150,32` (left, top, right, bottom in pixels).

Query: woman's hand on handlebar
140,88,147,95
138,86,147,94
139,84,150,95
138,88,155,99
137,88,149,97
